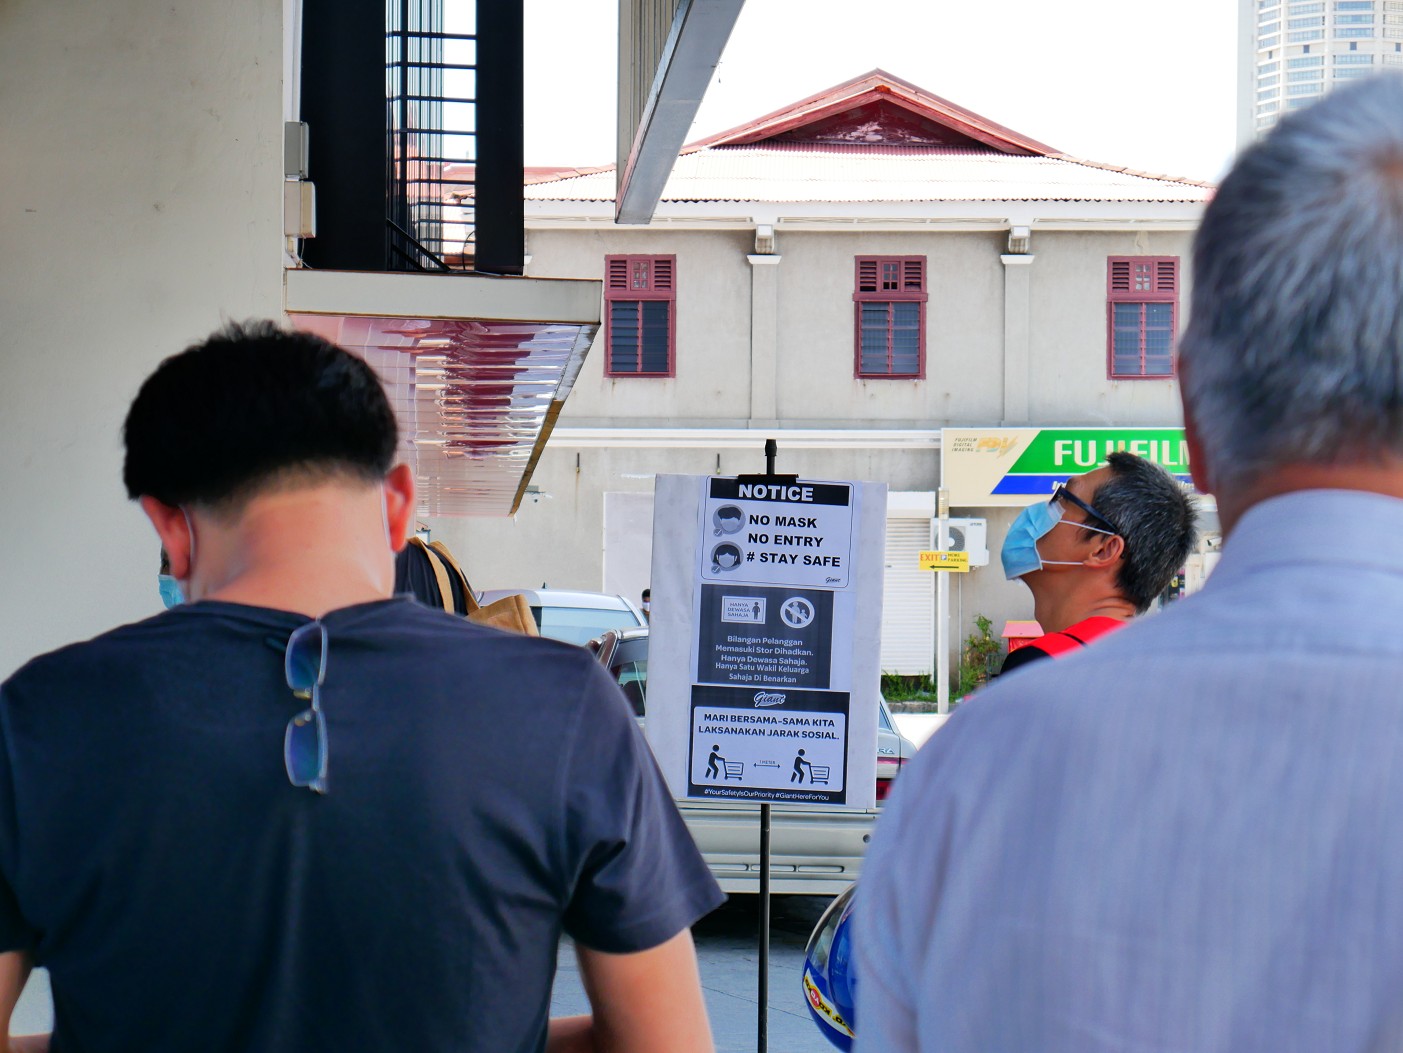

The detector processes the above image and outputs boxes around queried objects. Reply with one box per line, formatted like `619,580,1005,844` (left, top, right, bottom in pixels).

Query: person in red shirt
999,452,1196,675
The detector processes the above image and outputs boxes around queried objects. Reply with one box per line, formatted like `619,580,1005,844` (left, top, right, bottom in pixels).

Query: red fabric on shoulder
1029,616,1126,658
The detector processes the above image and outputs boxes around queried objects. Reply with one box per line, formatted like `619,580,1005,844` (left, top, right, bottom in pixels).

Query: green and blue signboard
941,427,1191,507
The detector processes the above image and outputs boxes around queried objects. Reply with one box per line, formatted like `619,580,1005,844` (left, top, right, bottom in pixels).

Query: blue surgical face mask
1001,499,1115,580
158,574,185,609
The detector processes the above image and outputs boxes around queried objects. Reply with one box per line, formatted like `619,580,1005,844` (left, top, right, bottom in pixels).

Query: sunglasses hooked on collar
284,621,329,794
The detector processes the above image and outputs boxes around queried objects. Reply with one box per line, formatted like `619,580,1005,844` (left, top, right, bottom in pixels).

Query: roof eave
523,198,1209,229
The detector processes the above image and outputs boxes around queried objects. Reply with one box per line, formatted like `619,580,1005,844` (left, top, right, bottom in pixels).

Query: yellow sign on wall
919,551,969,572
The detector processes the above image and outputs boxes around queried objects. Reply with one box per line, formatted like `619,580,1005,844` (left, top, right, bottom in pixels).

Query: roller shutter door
881,516,934,676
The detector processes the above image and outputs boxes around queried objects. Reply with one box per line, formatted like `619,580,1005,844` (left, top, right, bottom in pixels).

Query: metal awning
286,269,600,517
616,0,746,223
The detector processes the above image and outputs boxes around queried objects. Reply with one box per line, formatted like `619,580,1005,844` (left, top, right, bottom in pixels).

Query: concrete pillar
747,253,782,424
1000,254,1035,424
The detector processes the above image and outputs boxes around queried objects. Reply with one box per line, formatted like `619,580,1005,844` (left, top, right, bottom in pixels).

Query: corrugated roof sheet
524,146,1212,205
289,314,593,517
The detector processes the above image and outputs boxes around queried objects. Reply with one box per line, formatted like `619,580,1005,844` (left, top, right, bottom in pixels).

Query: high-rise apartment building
1240,0,1403,141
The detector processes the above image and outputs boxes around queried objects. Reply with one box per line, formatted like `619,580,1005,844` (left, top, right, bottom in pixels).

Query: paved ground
11,898,839,1050
548,717,953,1051
553,893,838,1053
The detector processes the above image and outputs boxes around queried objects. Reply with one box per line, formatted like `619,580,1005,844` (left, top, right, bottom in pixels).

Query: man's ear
139,497,193,578
1180,373,1214,497
383,464,416,553
1084,530,1125,570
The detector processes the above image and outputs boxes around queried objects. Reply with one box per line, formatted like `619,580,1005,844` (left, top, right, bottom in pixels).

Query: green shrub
957,614,1002,698
880,672,934,701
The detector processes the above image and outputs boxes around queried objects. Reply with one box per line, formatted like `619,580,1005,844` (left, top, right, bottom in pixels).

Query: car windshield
535,606,641,645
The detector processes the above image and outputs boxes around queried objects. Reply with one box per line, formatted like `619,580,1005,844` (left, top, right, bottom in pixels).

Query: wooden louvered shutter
1107,257,1177,301
853,256,928,379
606,256,631,290
603,255,676,377
1107,257,1179,379
1152,258,1178,294
901,257,925,292
856,258,880,294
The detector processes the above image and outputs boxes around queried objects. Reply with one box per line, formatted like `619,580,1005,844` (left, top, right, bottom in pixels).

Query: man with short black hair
998,451,1196,675
0,321,722,1052
857,74,1403,1052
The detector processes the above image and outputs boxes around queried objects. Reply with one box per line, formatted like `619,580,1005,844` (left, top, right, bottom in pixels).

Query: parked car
474,588,645,645
589,626,918,895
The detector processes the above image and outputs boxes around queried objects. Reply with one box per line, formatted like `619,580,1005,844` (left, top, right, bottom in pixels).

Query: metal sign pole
758,801,771,1053
740,437,785,1053
936,488,951,714
754,439,781,1053
721,438,871,1053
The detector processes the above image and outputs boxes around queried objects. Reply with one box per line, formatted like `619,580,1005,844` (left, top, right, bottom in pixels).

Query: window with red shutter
1107,257,1179,379
604,255,676,377
853,256,927,378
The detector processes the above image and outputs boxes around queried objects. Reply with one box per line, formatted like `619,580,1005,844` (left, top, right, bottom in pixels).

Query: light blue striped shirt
856,490,1403,1052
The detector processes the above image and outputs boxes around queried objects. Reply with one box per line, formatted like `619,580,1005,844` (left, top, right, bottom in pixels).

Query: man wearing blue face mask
997,451,1195,676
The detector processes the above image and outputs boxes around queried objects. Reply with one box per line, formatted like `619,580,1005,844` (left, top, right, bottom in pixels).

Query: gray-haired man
857,74,1403,1052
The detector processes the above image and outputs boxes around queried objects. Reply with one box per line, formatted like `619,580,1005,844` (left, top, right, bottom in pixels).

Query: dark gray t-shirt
0,597,723,1052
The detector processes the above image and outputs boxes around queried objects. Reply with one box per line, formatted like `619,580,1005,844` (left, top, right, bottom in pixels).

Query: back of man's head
123,321,398,511
1086,452,1196,614
1180,74,1403,493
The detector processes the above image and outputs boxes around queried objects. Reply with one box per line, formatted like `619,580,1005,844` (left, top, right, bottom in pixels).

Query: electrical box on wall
283,181,317,238
944,518,989,566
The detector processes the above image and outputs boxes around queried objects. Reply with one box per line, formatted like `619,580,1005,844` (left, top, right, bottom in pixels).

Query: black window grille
386,0,476,271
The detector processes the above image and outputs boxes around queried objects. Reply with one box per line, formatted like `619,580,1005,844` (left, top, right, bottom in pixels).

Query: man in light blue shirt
856,74,1403,1052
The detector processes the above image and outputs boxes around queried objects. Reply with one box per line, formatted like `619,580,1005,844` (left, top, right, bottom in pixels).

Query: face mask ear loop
1041,515,1116,567
180,507,197,594
381,484,394,549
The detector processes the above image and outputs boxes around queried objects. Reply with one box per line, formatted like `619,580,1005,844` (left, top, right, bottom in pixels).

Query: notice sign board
690,686,849,801
645,475,884,810
701,479,854,588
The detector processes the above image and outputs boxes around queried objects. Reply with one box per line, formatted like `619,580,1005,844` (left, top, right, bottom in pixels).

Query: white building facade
433,72,1213,682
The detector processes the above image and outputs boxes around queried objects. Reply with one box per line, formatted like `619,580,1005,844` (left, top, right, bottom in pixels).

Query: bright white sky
523,0,1241,183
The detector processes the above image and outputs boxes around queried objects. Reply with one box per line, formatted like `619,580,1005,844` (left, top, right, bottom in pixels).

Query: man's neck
1217,461,1403,538
188,484,396,619
1029,580,1136,635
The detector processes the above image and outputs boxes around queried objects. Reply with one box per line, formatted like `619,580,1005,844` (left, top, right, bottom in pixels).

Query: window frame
1106,256,1180,380
603,255,677,378
852,255,928,379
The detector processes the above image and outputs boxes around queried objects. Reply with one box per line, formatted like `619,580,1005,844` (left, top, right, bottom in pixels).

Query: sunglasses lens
285,624,326,695
285,709,327,789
